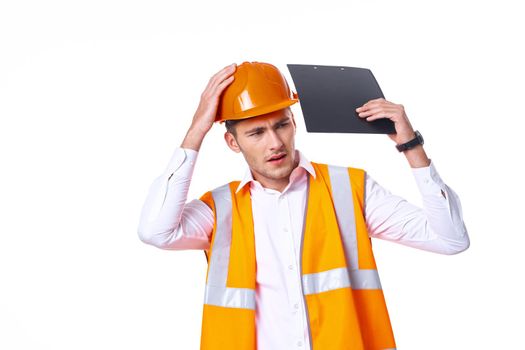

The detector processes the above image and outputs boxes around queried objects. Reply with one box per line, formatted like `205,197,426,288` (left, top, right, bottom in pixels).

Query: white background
1,0,523,348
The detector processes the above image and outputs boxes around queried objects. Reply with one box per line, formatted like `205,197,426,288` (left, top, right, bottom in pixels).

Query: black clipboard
287,64,396,134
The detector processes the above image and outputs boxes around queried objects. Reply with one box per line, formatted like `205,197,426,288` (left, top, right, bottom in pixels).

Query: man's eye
250,131,263,136
277,122,289,129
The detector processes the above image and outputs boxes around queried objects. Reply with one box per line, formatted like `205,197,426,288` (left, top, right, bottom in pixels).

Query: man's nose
267,129,284,150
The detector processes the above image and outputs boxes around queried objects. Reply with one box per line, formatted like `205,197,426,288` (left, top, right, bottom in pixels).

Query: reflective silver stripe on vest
204,284,256,309
302,267,351,295
350,269,382,290
204,184,255,310
327,165,383,291
208,184,233,286
328,165,358,270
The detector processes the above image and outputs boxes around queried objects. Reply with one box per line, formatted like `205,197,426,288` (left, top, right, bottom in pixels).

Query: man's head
224,106,298,191
216,61,300,191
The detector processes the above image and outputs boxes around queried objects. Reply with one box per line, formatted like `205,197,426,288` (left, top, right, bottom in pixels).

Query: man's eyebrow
274,117,291,126
243,117,290,135
244,126,265,135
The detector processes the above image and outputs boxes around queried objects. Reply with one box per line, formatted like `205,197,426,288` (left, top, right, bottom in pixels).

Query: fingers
211,63,237,84
356,107,385,117
216,75,235,92
362,111,395,122
205,63,237,95
358,108,398,121
356,97,389,111
355,98,405,121
363,97,386,106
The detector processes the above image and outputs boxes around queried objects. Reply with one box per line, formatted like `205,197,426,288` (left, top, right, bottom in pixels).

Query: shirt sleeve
137,147,213,250
364,160,470,255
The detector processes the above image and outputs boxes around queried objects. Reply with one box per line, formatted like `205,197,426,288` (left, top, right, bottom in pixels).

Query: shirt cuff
164,147,199,176
411,159,447,197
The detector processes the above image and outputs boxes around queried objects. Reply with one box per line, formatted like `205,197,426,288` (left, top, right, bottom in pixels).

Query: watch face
416,131,424,144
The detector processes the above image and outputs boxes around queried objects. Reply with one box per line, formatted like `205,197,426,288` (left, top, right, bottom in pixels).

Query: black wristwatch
396,130,424,152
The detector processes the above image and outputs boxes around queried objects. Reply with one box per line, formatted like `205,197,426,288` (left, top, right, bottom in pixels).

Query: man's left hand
356,98,416,144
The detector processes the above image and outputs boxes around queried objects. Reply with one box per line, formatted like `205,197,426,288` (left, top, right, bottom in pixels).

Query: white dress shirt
137,147,470,350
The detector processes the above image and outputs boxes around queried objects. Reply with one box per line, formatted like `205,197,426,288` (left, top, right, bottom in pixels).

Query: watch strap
396,130,424,152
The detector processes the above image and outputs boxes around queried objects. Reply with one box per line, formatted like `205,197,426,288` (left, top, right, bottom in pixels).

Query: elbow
445,239,469,255
441,229,470,255
137,223,190,250
137,225,175,248
137,226,156,246
459,233,470,253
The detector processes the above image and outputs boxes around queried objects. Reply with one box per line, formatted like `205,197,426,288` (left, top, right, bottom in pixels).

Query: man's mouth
267,153,287,163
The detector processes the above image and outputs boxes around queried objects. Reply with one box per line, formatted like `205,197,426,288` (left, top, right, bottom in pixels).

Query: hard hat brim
216,98,299,123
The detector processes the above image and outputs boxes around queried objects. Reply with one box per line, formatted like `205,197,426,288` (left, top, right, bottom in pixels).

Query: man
138,61,470,349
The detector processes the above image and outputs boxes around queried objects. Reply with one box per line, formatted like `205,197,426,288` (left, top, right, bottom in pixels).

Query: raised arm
356,98,469,254
137,63,237,250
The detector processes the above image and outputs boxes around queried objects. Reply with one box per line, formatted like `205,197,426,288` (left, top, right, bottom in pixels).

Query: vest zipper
299,176,314,349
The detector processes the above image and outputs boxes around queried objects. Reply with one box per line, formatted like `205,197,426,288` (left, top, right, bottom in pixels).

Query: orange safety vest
198,162,396,349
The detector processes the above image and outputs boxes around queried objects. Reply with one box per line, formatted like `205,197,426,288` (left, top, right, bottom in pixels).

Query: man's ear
224,131,241,153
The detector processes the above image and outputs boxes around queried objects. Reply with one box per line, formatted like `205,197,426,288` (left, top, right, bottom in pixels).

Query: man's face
224,108,298,188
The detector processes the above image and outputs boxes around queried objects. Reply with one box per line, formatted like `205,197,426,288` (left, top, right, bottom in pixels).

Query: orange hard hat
215,61,299,123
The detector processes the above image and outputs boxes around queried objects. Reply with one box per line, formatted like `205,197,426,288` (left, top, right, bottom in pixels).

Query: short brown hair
224,119,243,137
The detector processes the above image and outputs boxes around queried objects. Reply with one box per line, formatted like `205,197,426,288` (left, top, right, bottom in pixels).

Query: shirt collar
235,149,316,194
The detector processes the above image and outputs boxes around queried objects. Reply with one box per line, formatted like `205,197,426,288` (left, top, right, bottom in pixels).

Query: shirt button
283,227,289,232
288,264,294,270
294,303,299,309
297,341,303,347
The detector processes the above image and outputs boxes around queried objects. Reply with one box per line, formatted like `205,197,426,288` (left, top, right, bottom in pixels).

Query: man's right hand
181,63,237,151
